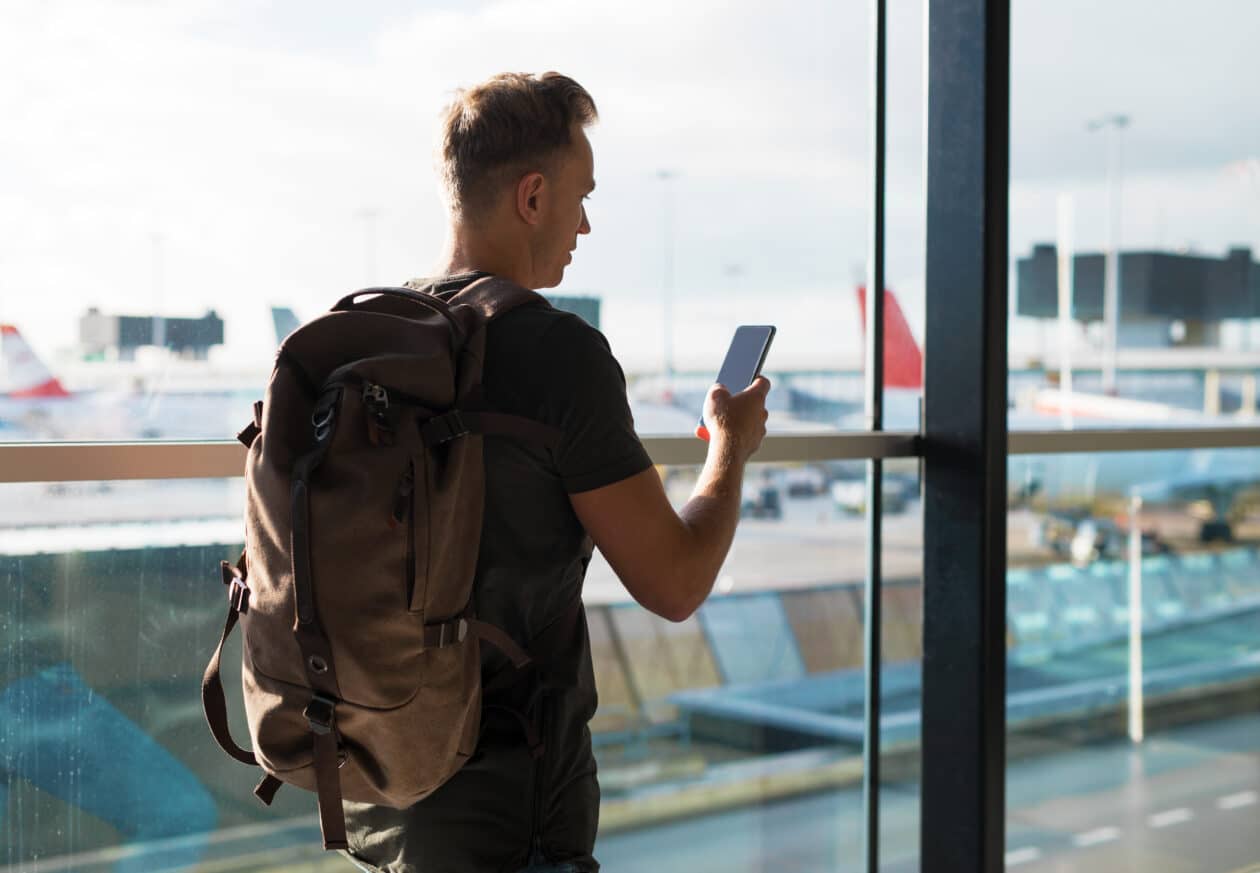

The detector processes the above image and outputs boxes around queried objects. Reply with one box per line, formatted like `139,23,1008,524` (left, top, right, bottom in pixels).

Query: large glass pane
1005,447,1260,870
0,478,330,870
591,461,890,871
2,459,894,871
0,1,884,442
881,0,927,435
876,455,923,872
1009,2,1260,431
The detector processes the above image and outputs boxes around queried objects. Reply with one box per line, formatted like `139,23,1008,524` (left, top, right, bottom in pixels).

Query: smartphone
696,325,776,441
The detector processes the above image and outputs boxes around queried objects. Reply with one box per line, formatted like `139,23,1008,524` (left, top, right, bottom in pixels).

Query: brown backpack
202,276,567,850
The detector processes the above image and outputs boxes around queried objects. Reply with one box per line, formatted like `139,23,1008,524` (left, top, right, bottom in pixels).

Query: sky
1,0,1258,375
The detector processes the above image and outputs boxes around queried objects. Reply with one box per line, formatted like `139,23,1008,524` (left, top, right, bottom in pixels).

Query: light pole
1127,492,1145,743
1086,113,1130,395
151,232,166,354
657,170,676,381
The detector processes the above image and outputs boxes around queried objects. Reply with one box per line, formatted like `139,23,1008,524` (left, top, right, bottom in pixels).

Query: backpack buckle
422,411,471,446
228,578,250,613
311,388,341,443
220,560,250,613
440,618,468,646
303,694,337,736
362,382,389,414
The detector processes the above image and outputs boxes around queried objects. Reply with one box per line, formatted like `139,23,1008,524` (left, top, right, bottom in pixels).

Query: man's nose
578,204,591,235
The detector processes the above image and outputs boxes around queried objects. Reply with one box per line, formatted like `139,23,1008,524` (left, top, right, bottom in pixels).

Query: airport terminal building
3,3,1260,873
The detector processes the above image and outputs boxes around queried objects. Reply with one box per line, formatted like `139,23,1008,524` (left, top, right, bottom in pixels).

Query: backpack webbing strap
254,773,284,806
304,694,348,850
445,275,551,322
483,703,546,758
236,401,264,448
291,445,351,851
467,619,532,669
201,604,258,767
478,597,585,758
420,411,562,451
332,286,467,341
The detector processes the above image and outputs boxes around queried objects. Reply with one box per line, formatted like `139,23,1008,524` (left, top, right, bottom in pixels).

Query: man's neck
438,225,532,288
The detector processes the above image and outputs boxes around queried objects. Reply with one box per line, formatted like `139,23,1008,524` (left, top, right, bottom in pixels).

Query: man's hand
701,376,771,464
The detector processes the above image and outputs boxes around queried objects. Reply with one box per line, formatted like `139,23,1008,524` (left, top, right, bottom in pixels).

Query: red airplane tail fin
1,324,71,398
856,286,923,391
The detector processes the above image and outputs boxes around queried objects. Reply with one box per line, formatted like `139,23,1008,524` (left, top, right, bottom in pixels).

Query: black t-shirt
343,274,653,873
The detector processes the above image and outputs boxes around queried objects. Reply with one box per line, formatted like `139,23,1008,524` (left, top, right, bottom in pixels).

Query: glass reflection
1,464,900,872
1008,0,1260,434
1006,449,1260,871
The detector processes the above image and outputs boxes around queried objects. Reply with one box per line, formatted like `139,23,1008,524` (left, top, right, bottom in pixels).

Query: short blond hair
437,72,598,220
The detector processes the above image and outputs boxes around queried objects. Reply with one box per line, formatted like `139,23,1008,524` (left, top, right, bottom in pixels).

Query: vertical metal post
1055,194,1075,429
922,0,1010,871
862,2,887,871
1127,494,1145,743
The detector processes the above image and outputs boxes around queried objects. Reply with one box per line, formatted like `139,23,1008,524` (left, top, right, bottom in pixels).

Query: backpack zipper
346,375,432,411
391,462,416,606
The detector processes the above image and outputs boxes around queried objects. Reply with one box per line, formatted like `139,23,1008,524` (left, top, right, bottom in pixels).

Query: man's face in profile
532,124,594,289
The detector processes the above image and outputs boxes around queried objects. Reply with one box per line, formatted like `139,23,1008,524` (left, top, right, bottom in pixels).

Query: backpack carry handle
333,286,466,338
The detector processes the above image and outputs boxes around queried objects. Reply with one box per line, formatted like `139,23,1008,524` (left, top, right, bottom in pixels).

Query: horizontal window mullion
3,427,1258,483
1009,427,1260,455
0,432,923,483
646,432,922,465
0,441,247,484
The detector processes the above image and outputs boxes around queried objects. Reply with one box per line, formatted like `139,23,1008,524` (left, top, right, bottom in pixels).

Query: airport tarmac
594,713,1260,873
72,711,1255,872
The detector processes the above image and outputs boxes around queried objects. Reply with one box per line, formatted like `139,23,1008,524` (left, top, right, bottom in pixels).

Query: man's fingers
740,376,772,397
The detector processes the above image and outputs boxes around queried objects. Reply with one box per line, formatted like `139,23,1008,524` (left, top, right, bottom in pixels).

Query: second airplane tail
856,286,923,391
1,324,71,398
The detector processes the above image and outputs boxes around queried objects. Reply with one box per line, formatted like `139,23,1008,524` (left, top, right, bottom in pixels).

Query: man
342,71,770,873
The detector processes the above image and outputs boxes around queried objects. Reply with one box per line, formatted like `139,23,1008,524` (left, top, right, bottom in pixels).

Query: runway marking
1217,790,1259,811
1148,807,1194,829
1072,826,1121,847
1005,847,1042,866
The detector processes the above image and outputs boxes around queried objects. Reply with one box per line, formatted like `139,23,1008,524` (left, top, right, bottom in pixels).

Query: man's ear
515,172,546,225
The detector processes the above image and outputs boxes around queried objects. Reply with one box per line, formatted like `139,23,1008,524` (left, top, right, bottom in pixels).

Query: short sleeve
537,315,654,494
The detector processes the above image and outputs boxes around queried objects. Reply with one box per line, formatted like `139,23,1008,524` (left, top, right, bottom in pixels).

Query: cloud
1010,0,1260,181
0,0,1255,376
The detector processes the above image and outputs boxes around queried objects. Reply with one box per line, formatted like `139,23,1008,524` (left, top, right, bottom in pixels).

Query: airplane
849,289,1258,543
5,290,1257,542
2,306,713,443
0,323,252,441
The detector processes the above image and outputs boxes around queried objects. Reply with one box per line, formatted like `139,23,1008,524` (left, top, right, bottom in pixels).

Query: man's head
437,72,597,289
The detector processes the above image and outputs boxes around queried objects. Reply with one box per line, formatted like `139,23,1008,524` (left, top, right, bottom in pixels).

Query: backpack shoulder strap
447,275,551,323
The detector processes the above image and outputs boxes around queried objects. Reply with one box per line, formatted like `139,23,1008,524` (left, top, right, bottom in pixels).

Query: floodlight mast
1086,113,1130,395
657,169,677,382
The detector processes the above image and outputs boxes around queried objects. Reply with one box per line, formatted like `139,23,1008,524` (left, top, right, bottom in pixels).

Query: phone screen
697,325,776,440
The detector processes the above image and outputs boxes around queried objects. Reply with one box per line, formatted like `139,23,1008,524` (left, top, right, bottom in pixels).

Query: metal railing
1,427,1258,483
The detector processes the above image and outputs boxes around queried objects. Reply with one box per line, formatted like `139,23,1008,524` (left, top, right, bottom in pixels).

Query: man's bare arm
569,378,770,622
